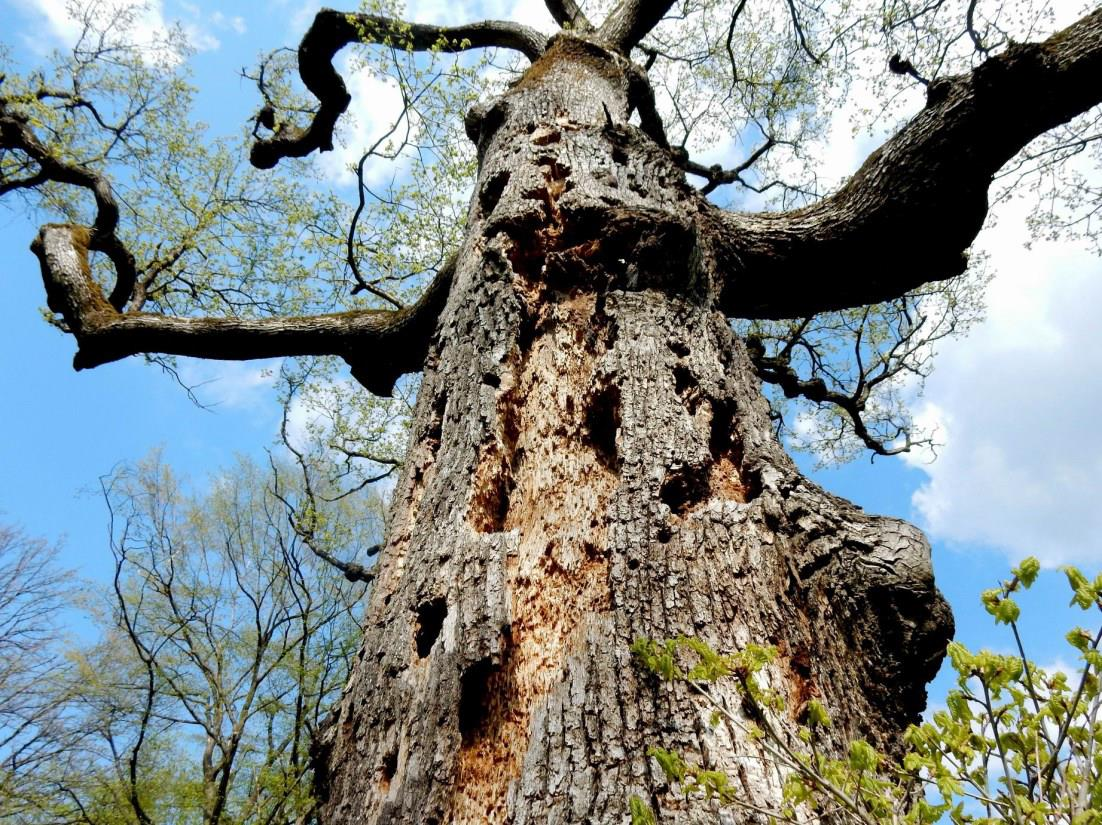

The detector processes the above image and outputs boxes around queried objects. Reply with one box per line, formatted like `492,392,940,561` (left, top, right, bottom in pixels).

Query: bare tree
1,456,379,825
0,524,74,823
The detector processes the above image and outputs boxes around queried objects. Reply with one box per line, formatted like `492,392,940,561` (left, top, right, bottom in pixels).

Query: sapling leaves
631,561,1102,825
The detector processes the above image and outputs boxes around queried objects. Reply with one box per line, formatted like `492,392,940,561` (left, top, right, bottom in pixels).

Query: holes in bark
708,398,762,502
659,463,711,515
673,364,693,396
470,387,521,533
482,371,501,389
470,459,514,533
458,656,497,744
309,732,334,804
380,747,398,789
668,338,690,358
414,598,447,658
479,170,510,216
424,390,448,449
536,155,571,185
708,398,735,458
787,647,817,712
585,382,621,471
673,364,703,414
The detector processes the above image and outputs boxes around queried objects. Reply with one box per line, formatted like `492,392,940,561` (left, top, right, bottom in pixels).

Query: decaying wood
311,35,952,824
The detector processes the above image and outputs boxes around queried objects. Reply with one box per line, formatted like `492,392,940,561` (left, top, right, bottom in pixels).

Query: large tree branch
597,0,678,54
705,7,1102,320
250,9,548,170
0,104,137,311
544,0,592,32
31,224,455,395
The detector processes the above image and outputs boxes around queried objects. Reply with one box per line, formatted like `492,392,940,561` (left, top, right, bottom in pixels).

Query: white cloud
12,0,221,58
905,191,1102,566
405,0,554,28
182,22,219,51
314,58,416,188
495,0,556,31
176,359,281,410
209,10,246,35
288,0,553,38
12,0,86,44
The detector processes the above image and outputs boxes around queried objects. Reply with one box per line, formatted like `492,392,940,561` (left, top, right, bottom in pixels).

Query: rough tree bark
11,2,1102,823
304,34,961,823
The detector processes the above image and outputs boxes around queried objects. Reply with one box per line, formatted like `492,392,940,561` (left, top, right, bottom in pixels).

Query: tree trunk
315,36,953,824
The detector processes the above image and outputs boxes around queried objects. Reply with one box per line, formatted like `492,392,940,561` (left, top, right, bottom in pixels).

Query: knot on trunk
841,520,955,728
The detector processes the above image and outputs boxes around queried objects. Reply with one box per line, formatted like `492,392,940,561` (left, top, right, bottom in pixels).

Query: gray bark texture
313,36,953,824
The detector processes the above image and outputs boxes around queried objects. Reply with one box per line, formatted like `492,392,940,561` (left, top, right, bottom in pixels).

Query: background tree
1,454,381,825
0,523,74,822
3,0,1102,822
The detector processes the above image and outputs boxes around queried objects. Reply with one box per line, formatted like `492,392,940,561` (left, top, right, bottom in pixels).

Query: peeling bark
315,36,953,824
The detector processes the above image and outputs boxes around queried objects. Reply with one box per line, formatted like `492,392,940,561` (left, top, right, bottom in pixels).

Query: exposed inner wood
306,37,954,825
455,291,616,822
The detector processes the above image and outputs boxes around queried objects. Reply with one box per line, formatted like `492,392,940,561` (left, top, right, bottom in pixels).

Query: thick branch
706,7,1102,320
250,9,547,170
31,224,455,396
544,0,592,32
0,106,137,310
598,0,678,54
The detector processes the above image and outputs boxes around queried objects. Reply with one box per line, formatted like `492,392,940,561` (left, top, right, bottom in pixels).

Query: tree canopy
2,0,1099,467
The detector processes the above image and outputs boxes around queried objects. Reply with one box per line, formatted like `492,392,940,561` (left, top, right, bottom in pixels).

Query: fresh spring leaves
630,558,1102,825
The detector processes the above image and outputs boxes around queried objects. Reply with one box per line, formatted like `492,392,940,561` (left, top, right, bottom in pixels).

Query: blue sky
1,0,1099,707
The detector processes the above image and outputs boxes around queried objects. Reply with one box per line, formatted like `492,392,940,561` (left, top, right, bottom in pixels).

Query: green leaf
848,739,879,772
994,597,1020,624
1067,627,1093,652
647,747,687,784
805,698,831,728
1013,557,1041,588
629,796,656,825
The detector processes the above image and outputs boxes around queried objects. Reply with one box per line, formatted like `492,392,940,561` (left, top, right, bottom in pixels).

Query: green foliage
629,794,658,825
631,558,1102,825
